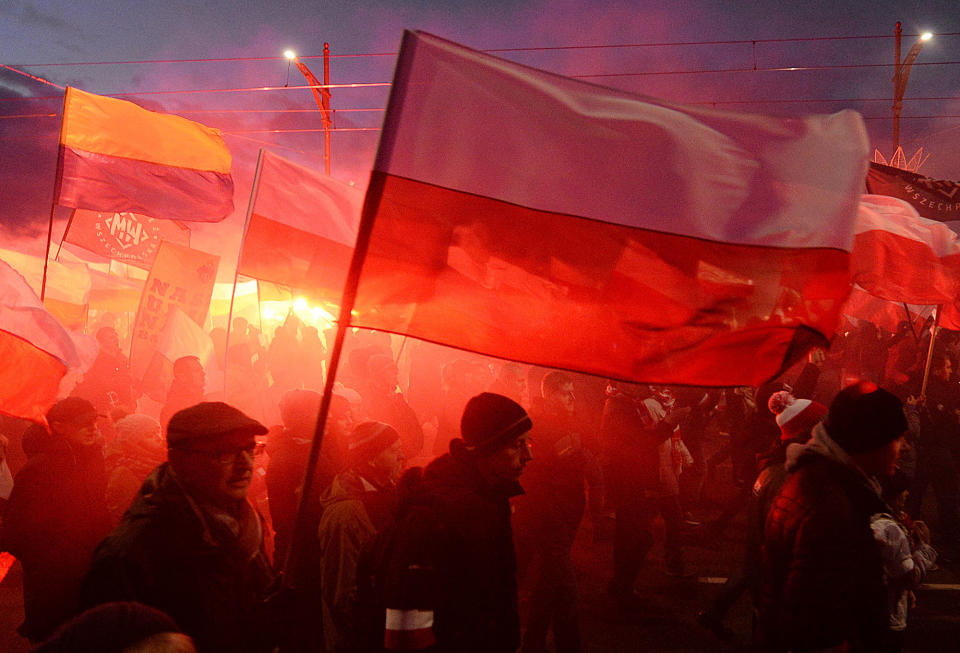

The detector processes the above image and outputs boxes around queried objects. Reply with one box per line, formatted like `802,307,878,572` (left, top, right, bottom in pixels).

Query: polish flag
348,31,869,387
238,150,362,302
852,194,960,306
0,259,80,421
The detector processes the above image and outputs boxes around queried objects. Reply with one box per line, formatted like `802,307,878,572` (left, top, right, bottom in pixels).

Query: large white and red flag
0,259,81,421
347,31,869,387
852,194,960,306
238,150,362,302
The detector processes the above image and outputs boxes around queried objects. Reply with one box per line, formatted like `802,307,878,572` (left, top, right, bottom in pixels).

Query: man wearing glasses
82,402,278,653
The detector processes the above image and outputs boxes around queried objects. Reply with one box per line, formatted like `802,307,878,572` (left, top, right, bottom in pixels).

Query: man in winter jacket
380,392,533,653
757,382,908,652
2,398,112,641
81,402,277,653
317,421,405,652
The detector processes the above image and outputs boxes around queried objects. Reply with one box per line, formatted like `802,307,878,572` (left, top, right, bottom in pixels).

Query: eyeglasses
175,441,266,465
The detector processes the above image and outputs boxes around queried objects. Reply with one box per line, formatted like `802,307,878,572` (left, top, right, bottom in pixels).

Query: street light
285,44,334,174
893,22,933,151
283,49,296,86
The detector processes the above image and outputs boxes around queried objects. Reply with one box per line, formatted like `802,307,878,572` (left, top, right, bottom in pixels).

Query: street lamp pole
287,46,334,174
892,23,932,152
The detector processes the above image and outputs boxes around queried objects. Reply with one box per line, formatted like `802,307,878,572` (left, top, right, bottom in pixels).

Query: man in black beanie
379,392,532,653
756,382,908,652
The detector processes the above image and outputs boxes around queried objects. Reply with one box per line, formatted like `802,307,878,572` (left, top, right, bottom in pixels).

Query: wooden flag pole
920,305,941,398
282,171,387,582
224,150,265,398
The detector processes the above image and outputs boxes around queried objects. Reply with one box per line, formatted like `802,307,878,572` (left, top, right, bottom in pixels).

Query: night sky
2,0,959,275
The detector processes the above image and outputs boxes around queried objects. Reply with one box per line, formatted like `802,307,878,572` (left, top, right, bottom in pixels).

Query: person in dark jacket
317,421,405,653
159,356,205,434
514,371,587,653
757,382,908,652
600,382,685,605
381,392,533,653
697,391,827,641
81,402,277,653
1,397,112,642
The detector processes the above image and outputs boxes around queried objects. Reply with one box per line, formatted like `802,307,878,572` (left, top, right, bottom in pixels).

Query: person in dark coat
159,356,205,434
381,392,533,653
600,382,684,605
1,397,112,642
33,601,195,653
757,382,908,652
514,371,587,653
81,402,278,653
317,422,405,653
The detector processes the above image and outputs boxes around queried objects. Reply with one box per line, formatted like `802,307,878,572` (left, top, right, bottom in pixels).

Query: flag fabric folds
56,87,234,222
0,248,91,330
63,209,191,269
852,194,960,306
866,162,960,223
841,284,929,335
347,31,869,387
0,259,80,421
157,306,214,367
238,150,362,302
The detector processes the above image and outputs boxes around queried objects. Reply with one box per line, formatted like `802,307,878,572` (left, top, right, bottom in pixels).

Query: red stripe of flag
345,31,868,387
58,147,234,223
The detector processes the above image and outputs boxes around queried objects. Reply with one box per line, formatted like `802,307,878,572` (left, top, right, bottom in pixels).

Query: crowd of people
0,308,956,652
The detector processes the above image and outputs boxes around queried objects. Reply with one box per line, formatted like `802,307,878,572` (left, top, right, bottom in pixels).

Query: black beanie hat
824,382,907,454
460,392,532,452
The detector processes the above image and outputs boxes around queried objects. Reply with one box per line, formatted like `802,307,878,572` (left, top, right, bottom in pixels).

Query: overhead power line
9,31,959,67
6,58,960,105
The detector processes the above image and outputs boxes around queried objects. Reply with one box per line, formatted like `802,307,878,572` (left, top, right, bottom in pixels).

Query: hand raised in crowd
911,520,931,547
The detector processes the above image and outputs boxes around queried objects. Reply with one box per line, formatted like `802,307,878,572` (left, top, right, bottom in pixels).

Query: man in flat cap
757,382,908,652
379,392,533,653
81,402,277,653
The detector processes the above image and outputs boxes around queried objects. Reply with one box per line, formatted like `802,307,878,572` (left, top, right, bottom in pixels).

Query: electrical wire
9,31,959,67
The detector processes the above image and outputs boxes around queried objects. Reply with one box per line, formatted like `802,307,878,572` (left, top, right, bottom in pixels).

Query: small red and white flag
0,258,80,421
346,31,869,386
238,150,362,302
852,194,960,306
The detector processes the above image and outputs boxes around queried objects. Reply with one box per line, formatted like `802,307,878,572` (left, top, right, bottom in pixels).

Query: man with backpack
375,393,533,653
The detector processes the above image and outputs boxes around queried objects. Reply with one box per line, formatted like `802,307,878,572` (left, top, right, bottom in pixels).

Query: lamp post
286,46,333,174
892,22,933,151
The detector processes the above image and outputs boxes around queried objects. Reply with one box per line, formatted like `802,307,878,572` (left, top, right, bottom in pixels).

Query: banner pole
283,170,387,582
920,305,941,398
224,149,265,398
41,90,69,302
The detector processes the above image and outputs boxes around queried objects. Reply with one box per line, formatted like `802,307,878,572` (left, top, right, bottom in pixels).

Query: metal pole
893,22,902,151
323,42,332,175
283,171,388,582
42,90,69,302
224,150,265,398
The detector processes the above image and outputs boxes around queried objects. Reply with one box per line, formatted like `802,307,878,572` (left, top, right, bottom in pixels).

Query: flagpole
224,149,265,398
902,302,919,342
920,305,941,398
41,90,69,302
282,170,387,582
54,209,79,263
